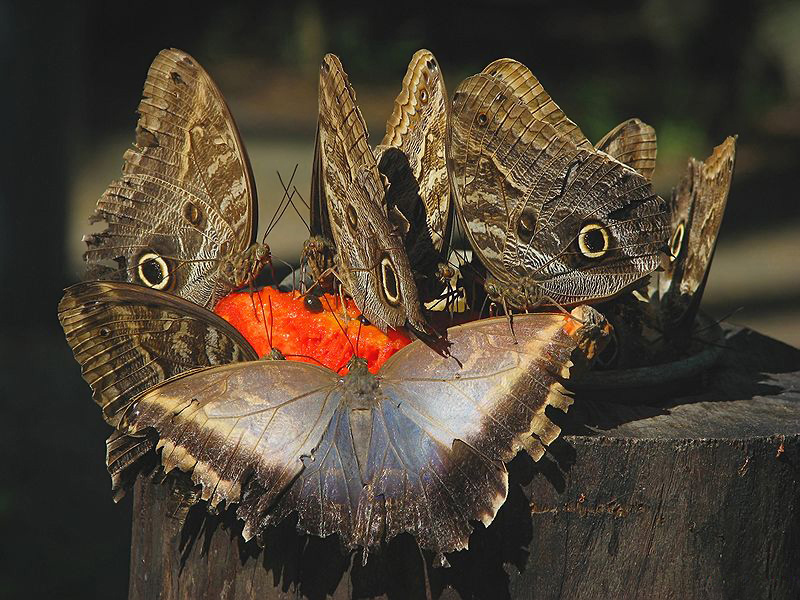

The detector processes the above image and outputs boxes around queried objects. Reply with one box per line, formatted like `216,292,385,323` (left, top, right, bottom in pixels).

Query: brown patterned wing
316,54,434,337
58,281,258,428
84,48,263,310
123,360,341,541
596,118,658,180
480,58,592,150
374,50,452,288
658,136,737,332
449,69,669,309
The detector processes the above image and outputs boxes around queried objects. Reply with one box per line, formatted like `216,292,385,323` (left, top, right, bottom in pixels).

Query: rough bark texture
128,326,800,600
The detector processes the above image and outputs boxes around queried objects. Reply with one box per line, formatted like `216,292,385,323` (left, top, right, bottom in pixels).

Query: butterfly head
342,356,379,407
219,242,272,290
262,347,286,361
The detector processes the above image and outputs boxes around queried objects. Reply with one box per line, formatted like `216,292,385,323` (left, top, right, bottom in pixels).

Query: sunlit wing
58,281,257,427
125,360,340,539
84,48,259,309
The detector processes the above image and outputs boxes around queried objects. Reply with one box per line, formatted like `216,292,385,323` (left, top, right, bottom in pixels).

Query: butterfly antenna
270,165,298,228
355,317,364,358
282,351,329,368
268,166,305,238
292,184,310,209
263,165,298,242
322,294,356,355
285,183,311,233
264,292,275,351
275,165,311,235
693,306,743,335
671,309,741,352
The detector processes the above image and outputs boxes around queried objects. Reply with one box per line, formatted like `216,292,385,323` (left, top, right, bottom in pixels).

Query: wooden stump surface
128,326,800,599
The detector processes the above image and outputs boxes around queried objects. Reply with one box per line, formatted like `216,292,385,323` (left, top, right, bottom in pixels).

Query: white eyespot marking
670,222,685,262
578,223,610,259
137,252,170,290
380,257,400,306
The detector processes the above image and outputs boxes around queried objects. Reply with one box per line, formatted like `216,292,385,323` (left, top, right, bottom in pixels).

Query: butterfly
58,280,260,491
306,53,436,339
83,48,269,311
448,58,670,312
103,302,608,561
594,135,736,370
373,49,453,301
656,136,737,340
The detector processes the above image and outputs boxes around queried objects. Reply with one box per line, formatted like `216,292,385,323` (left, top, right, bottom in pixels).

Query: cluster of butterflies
58,48,735,564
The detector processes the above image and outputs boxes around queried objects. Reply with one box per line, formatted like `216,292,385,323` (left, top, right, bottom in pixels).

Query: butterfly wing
595,118,658,180
84,48,259,309
480,58,592,150
58,281,258,428
659,136,737,332
375,50,452,292
123,360,341,540
359,307,604,555
449,66,669,308
316,54,433,336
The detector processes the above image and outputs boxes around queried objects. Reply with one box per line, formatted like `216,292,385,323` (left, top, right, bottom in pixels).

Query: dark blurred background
2,0,798,597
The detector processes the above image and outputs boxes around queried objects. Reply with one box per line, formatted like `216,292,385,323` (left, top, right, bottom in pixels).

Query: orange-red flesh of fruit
214,287,412,374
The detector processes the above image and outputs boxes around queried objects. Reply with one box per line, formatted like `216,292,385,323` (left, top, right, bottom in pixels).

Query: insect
58,281,261,494
114,305,608,561
83,49,269,311
306,53,436,340
373,49,453,302
448,59,670,312
656,136,737,341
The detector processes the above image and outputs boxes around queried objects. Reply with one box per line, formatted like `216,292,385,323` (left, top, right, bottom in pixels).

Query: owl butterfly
57,281,259,492
656,136,737,340
84,48,269,311
448,59,670,312
307,53,436,340
372,49,453,301
111,304,608,562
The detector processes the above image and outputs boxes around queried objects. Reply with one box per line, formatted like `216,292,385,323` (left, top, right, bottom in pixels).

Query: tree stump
128,325,800,600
